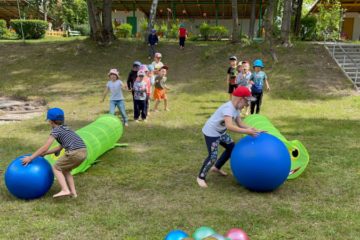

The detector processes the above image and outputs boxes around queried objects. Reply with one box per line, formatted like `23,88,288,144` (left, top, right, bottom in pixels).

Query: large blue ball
230,133,291,192
5,155,54,199
164,229,189,240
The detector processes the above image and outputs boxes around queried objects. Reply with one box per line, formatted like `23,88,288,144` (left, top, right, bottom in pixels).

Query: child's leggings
250,91,263,114
198,133,234,180
134,99,147,120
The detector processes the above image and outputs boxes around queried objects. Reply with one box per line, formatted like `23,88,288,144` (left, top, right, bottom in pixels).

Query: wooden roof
112,0,267,19
0,0,45,21
309,0,360,13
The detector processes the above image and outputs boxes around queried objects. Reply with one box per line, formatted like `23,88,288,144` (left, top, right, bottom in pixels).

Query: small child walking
101,69,129,127
236,61,252,116
153,66,170,112
148,29,159,59
152,52,164,75
249,59,270,114
133,70,148,122
22,108,87,198
226,56,238,99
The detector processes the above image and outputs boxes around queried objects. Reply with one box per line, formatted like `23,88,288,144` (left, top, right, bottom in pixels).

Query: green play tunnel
45,114,124,175
243,114,309,179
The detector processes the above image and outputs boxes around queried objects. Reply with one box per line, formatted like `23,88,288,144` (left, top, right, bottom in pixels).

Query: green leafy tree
315,0,343,41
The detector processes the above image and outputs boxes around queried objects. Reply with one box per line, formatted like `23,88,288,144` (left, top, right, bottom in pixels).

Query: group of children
102,52,170,125
226,56,270,115
196,56,271,188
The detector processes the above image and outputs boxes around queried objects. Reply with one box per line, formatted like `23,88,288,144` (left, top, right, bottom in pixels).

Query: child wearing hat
227,56,238,99
133,70,148,122
236,61,252,116
249,59,270,114
197,87,262,188
153,65,170,112
22,108,87,198
148,29,159,59
178,23,187,49
101,68,129,126
152,52,164,75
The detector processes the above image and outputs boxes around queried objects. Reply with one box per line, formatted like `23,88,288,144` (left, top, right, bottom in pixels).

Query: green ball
192,226,216,240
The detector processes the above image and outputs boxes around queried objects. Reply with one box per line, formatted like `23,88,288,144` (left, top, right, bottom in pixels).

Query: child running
101,68,129,126
22,108,87,198
197,87,262,188
153,65,170,112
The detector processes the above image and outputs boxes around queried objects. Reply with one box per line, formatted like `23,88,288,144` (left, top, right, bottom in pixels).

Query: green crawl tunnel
243,114,309,179
45,114,124,175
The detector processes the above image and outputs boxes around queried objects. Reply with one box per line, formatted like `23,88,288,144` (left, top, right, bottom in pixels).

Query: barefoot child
226,56,238,99
22,108,87,198
197,87,262,188
236,61,252,116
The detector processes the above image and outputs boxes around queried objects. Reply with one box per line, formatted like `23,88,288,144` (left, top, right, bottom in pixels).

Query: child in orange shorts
153,66,170,112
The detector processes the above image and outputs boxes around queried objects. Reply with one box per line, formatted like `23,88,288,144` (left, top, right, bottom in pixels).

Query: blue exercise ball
165,229,189,240
5,155,54,199
230,133,291,192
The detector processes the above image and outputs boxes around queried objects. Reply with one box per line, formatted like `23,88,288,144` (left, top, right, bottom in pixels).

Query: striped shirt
51,125,86,151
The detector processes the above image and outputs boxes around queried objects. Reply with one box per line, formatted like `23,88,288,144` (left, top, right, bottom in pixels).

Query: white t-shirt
107,80,124,100
202,101,240,137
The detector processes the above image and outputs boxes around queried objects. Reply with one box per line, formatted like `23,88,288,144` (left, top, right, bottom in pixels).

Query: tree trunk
146,0,159,42
231,0,239,43
281,0,292,47
43,0,48,21
248,0,256,40
102,0,115,44
264,0,278,62
87,0,104,42
293,0,303,37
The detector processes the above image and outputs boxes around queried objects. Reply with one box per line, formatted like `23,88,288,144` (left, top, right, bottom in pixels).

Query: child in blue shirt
249,59,270,114
101,68,129,126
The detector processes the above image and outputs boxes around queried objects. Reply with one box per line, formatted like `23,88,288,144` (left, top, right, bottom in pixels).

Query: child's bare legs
164,99,169,111
52,166,71,197
153,100,160,111
64,171,77,197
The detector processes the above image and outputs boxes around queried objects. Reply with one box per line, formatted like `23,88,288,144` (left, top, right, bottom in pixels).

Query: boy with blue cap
22,108,87,198
249,59,270,114
148,29,159,59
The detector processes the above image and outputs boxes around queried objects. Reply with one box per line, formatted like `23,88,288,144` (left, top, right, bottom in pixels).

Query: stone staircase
324,43,360,91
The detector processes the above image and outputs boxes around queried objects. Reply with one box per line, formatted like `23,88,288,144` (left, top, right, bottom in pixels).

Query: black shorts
228,84,238,94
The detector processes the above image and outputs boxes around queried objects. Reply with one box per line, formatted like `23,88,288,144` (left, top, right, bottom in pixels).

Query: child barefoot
22,108,87,198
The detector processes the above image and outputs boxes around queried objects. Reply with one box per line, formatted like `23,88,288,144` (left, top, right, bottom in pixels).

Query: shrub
167,23,179,39
300,16,317,41
0,19,6,38
10,19,48,39
199,22,211,40
115,23,132,38
73,24,90,36
155,23,168,38
210,25,229,40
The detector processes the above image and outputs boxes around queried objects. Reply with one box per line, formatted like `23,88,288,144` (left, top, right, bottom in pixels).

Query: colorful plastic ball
165,229,189,240
5,155,54,200
192,226,216,240
225,228,250,240
230,133,291,192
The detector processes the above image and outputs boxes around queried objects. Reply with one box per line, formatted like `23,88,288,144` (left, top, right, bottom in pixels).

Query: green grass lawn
0,39,359,239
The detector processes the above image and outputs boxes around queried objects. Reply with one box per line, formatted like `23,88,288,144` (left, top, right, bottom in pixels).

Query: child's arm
42,145,63,156
265,78,270,91
22,136,56,165
101,87,109,102
224,116,261,137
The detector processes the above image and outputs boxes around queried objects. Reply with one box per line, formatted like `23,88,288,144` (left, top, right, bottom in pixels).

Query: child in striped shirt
22,108,87,198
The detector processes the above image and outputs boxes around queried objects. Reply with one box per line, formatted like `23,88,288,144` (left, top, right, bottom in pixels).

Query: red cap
232,86,256,101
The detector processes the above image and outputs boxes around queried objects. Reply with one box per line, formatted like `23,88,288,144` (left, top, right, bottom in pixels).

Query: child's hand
266,86,270,91
22,156,32,166
247,128,263,137
249,81,254,85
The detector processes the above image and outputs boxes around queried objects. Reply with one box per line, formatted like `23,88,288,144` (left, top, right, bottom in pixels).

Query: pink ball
225,228,250,240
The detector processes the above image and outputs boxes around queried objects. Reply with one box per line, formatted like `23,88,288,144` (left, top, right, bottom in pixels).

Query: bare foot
124,123,129,127
165,108,170,111
71,193,78,198
153,109,159,112
211,166,228,176
196,177,208,188
53,191,71,198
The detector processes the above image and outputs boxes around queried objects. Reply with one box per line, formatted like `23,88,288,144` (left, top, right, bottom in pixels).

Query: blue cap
133,61,141,66
253,59,264,68
151,29,156,33
47,108,64,121
147,64,154,71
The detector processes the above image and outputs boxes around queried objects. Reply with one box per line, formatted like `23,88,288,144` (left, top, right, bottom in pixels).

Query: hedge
10,19,48,39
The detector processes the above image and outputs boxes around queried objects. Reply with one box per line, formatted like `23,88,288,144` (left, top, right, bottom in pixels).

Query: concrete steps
324,43,360,90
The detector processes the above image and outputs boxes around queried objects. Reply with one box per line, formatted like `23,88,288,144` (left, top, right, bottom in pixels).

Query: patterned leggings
198,133,235,180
